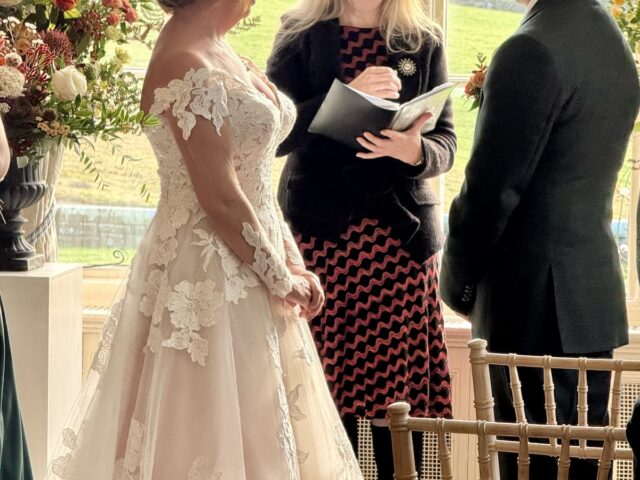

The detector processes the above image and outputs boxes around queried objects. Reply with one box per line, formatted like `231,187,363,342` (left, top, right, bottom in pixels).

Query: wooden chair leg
388,402,419,480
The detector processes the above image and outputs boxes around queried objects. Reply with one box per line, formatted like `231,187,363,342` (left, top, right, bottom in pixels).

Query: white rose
51,66,87,102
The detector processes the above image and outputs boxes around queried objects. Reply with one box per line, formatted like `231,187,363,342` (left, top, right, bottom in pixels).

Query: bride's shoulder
141,52,235,113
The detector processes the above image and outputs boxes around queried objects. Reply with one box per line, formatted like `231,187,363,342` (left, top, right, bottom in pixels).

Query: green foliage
0,0,162,198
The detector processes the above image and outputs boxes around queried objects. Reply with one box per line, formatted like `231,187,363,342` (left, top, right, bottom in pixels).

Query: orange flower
107,10,121,26
612,5,623,17
464,81,474,97
614,0,625,6
470,69,486,89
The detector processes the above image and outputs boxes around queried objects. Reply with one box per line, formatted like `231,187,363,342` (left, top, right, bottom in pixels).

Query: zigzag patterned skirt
295,218,453,420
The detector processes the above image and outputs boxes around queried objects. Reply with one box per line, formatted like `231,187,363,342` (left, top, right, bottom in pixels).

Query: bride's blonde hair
274,0,440,54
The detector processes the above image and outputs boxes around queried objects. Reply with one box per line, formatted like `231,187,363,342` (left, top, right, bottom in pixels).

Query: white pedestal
0,263,83,480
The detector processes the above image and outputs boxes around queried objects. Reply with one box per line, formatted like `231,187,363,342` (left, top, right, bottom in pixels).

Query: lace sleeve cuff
242,222,294,299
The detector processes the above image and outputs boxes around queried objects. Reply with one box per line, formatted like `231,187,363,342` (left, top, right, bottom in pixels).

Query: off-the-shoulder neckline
152,62,281,111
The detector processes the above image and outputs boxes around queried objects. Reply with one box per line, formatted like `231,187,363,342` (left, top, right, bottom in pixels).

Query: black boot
341,414,359,455
412,431,424,477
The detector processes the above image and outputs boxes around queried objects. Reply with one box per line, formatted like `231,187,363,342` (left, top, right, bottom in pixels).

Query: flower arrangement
0,0,161,179
464,53,488,111
611,0,640,53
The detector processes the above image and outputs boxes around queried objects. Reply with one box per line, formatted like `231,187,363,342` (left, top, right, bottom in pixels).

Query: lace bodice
143,65,305,303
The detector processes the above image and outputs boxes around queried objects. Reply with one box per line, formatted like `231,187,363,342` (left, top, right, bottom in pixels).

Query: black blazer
440,0,640,354
266,19,457,263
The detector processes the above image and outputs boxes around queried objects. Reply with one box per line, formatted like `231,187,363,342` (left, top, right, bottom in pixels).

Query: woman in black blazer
267,2,456,476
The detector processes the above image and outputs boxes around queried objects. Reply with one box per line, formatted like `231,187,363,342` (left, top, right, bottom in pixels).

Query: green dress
0,296,33,480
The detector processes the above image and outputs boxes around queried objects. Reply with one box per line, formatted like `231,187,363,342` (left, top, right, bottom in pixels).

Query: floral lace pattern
242,222,293,299
90,300,123,375
113,420,145,480
266,328,301,479
150,68,231,138
162,279,223,366
187,456,223,480
191,228,260,303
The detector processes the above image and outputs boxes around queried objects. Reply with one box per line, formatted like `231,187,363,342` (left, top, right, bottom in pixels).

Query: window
56,0,639,327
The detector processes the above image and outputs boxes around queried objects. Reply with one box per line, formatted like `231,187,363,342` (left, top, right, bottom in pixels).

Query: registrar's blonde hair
274,0,440,53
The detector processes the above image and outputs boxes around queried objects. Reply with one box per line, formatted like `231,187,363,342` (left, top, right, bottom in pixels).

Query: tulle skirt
46,211,363,480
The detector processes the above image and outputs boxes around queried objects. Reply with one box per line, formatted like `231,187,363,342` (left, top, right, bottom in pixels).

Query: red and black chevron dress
295,26,453,420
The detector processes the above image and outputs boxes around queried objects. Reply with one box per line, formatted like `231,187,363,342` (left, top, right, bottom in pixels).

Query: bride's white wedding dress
46,62,363,480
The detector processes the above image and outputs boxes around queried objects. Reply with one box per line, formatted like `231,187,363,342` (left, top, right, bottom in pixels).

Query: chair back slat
477,421,494,480
596,427,616,480
508,355,526,423
556,426,572,480
436,418,455,480
610,362,624,428
543,356,558,448
466,339,640,479
517,424,530,480
390,412,633,480
577,359,589,449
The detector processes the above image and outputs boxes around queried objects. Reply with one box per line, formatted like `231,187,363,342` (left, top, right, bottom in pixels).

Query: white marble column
0,263,83,480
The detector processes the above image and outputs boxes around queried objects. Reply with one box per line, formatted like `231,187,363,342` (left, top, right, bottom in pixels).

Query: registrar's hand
356,112,432,165
349,66,401,100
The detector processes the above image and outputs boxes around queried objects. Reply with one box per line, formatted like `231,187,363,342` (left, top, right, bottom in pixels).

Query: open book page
390,82,456,133
344,83,400,111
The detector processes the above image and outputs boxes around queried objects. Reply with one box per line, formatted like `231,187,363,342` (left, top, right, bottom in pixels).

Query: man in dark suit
440,0,640,477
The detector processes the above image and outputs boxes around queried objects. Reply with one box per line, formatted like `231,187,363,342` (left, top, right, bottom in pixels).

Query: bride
46,0,363,478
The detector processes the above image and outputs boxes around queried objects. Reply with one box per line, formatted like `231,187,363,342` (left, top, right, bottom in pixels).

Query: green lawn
59,247,139,265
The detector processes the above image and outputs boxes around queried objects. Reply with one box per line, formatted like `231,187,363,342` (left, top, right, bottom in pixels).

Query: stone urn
0,156,47,271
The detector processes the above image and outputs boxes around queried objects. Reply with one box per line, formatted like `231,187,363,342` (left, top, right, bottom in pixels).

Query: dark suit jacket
266,19,457,263
440,0,640,354
628,397,640,480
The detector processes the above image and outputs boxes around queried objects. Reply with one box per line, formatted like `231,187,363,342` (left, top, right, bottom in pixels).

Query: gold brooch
397,58,417,77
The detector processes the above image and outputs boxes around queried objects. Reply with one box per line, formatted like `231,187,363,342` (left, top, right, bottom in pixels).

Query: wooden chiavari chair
467,338,639,478
388,401,629,480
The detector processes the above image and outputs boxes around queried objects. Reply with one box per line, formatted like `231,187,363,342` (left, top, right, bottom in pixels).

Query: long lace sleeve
274,197,305,269
151,67,295,299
